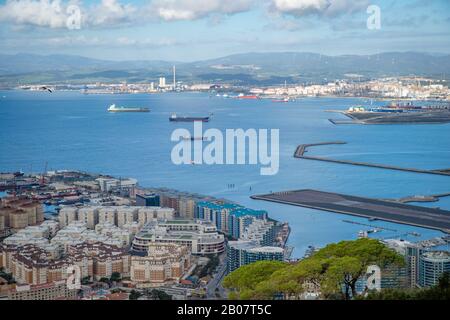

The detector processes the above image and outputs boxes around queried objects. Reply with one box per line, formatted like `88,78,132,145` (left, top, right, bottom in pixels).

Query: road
206,254,228,299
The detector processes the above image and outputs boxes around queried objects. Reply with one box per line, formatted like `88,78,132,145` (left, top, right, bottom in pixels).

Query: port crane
40,162,48,186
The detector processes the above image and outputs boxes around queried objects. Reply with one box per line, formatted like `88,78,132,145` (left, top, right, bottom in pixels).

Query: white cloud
89,0,136,26
144,0,254,21
0,0,75,28
272,0,369,17
0,0,256,29
0,0,138,29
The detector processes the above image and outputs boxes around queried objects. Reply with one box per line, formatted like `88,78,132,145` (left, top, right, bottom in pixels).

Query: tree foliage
110,272,122,282
223,239,405,300
129,290,142,300
223,261,287,299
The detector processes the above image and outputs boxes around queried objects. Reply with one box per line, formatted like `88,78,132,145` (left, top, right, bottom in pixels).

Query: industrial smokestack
173,65,176,91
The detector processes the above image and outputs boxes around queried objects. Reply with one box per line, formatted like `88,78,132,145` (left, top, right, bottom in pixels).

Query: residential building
58,205,174,229
227,240,284,273
96,177,137,193
0,212,4,231
130,243,191,287
2,242,130,285
0,198,44,230
132,219,225,255
8,280,77,300
76,207,99,229
196,202,268,237
419,251,450,288
136,193,160,207
230,213,272,243
58,206,78,228
137,207,175,226
178,197,196,219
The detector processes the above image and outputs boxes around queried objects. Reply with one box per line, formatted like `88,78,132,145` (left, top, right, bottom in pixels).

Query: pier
294,142,450,177
251,189,450,233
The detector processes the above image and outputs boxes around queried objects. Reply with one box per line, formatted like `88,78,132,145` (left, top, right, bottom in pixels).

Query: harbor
1,91,448,258
251,189,450,233
328,103,450,125
294,142,450,177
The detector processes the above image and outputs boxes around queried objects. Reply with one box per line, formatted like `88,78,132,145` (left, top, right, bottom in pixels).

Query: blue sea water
1,90,449,257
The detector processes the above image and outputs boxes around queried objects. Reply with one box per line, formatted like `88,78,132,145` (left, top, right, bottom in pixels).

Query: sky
0,0,449,61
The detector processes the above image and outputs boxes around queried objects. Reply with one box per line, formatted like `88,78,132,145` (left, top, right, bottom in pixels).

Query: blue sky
0,0,449,61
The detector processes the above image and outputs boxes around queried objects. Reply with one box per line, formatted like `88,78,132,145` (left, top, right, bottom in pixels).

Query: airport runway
251,189,450,233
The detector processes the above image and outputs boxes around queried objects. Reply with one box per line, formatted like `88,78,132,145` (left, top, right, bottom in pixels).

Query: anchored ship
108,104,150,113
169,113,211,122
236,94,260,100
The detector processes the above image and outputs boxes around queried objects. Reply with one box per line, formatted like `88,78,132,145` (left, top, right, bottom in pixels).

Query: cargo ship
169,113,211,122
108,104,150,113
237,94,260,100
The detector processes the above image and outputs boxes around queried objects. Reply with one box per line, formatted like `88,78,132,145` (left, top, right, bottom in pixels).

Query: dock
294,142,450,177
251,189,450,233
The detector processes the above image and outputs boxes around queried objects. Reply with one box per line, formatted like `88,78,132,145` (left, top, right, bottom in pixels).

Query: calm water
1,91,450,257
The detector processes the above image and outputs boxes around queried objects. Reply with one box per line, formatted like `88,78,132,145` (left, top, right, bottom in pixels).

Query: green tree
129,290,142,300
147,289,172,300
223,239,404,300
99,277,111,287
81,276,91,285
223,260,287,299
110,272,122,282
311,238,404,299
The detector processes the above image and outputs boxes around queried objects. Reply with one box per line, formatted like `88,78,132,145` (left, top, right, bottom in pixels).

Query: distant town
15,70,450,102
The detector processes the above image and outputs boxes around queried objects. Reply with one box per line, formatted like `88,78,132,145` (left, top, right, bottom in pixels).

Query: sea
1,90,450,257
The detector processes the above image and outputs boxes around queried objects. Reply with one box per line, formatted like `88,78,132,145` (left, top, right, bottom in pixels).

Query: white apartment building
58,206,175,231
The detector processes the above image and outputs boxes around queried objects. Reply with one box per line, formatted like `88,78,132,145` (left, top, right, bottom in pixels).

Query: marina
251,189,450,233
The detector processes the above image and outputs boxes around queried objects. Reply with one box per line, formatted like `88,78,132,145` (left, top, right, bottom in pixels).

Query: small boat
272,97,290,103
181,136,211,142
108,104,150,113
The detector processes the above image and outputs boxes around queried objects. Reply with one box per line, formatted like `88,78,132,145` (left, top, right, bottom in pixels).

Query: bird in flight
40,86,53,93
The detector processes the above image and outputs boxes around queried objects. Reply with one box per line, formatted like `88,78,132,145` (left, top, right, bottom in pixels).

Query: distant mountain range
1,52,449,86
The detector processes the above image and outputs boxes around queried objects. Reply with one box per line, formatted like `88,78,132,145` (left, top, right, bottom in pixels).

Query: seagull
40,86,53,93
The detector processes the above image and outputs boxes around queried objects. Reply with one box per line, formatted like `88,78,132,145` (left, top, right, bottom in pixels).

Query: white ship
107,104,150,113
